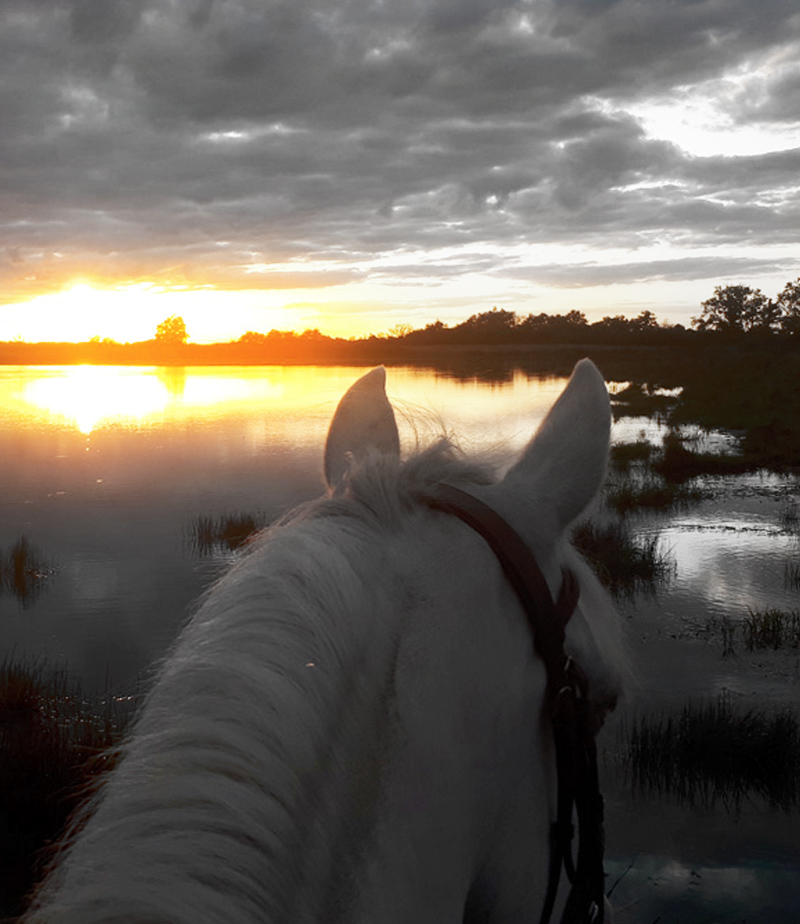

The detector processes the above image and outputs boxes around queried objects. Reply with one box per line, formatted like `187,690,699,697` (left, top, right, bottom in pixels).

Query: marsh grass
605,476,706,516
624,695,800,812
784,559,800,589
572,520,674,596
744,607,800,651
779,497,800,535
609,439,654,472
707,615,739,658
611,383,677,420
0,656,135,911
707,609,800,654
188,512,264,556
0,536,53,606
652,432,753,484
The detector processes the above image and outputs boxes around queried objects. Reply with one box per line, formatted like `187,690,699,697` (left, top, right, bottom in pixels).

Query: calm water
2,364,798,921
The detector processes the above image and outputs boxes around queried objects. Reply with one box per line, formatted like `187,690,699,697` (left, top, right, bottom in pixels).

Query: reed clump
572,520,674,596
611,383,678,420
605,476,706,516
744,607,800,651
0,657,134,913
785,559,800,590
624,694,800,812
188,512,263,555
0,537,53,606
707,609,800,654
652,432,752,484
609,440,654,472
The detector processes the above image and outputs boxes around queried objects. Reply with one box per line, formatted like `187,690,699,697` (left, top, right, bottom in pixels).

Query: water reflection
23,367,172,434
607,854,799,924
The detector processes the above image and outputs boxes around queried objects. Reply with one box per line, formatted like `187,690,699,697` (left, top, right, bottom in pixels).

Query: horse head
25,361,626,924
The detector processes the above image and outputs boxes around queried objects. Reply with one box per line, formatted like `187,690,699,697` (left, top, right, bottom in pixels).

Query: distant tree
693,285,778,335
517,310,588,342
633,310,659,329
389,323,414,339
237,330,270,344
776,278,800,336
404,319,450,344
155,315,189,345
453,308,517,342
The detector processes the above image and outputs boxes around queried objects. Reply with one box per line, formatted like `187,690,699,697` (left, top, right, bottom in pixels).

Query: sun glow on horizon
1,281,318,344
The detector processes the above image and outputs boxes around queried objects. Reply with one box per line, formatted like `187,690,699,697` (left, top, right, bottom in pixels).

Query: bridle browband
423,484,607,924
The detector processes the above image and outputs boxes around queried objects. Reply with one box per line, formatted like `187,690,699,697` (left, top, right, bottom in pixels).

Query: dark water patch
622,694,800,813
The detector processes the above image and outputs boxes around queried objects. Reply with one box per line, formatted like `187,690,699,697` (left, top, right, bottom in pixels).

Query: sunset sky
2,0,799,342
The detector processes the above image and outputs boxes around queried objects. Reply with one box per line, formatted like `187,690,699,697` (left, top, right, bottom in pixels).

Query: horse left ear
324,367,401,491
500,359,610,532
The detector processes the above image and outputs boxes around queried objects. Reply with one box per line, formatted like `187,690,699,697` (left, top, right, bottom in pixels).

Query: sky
1,0,799,342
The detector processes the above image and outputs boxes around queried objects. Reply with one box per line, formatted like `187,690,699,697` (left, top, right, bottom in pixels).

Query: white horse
24,361,627,924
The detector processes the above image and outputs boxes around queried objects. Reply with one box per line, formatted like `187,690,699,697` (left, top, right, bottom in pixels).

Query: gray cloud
1,0,799,316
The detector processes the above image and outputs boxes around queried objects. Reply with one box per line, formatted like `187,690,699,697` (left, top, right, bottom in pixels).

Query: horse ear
324,367,401,490
500,359,610,532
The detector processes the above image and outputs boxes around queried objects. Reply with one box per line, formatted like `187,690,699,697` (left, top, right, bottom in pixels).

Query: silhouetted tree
155,316,189,344
777,278,800,336
693,285,779,335
453,308,517,342
634,310,659,329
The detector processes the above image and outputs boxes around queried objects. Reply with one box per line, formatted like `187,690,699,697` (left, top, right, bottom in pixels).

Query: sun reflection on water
16,366,290,435
24,367,171,434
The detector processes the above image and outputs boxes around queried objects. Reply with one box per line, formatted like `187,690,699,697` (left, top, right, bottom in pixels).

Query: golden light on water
3,365,571,456
23,368,172,434
17,367,288,435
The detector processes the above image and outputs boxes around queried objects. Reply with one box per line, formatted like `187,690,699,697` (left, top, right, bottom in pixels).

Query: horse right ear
500,359,610,532
324,367,401,491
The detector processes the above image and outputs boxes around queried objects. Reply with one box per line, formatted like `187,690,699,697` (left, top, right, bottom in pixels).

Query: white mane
25,363,627,924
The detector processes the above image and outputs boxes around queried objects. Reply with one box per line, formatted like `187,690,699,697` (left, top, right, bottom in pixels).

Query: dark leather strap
424,484,578,689
422,484,605,924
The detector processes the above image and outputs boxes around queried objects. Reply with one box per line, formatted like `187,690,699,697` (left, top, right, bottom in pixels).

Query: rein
423,484,607,924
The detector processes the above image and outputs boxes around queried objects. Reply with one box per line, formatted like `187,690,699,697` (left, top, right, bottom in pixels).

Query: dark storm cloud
1,0,799,304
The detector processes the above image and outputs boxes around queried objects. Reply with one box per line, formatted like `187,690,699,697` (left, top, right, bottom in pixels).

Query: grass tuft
572,520,674,596
0,537,53,607
779,497,800,535
605,476,706,516
0,656,135,914
707,608,800,653
609,440,654,472
624,694,800,812
784,559,800,590
188,512,263,556
652,432,752,484
744,607,800,651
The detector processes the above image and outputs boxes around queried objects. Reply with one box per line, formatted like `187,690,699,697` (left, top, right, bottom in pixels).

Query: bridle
423,484,608,924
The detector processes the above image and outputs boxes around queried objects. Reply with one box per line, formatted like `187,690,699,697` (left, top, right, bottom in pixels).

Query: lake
1,362,798,921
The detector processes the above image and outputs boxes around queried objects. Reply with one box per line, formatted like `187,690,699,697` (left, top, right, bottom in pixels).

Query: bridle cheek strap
422,484,606,924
